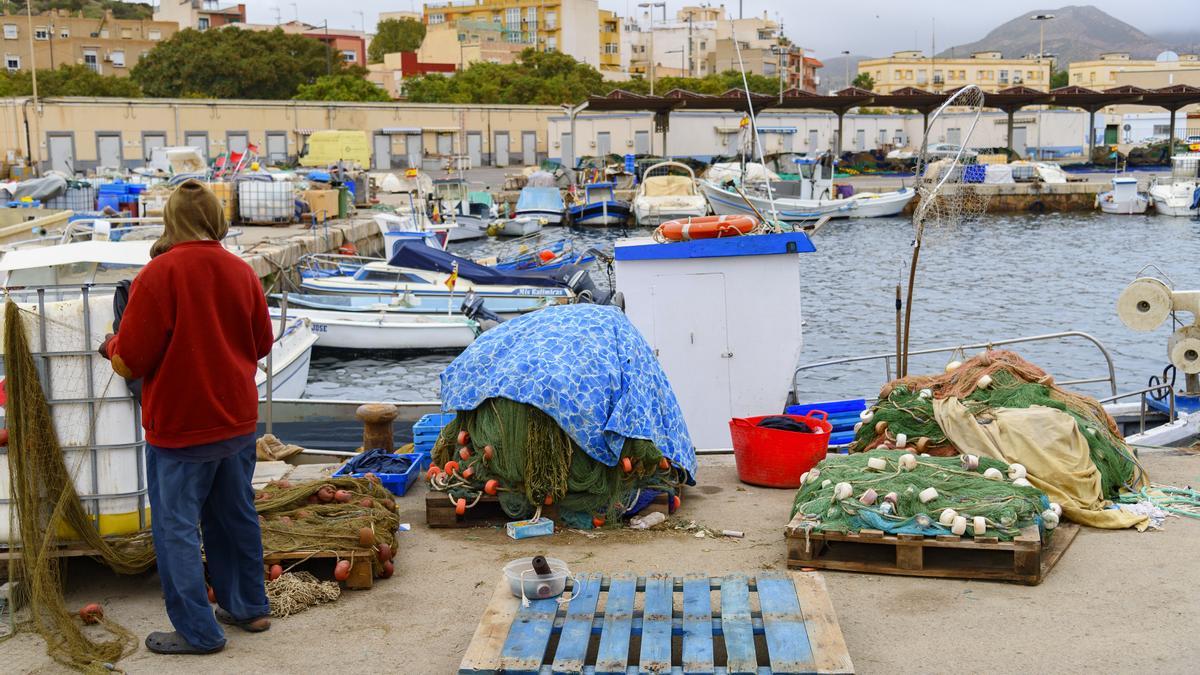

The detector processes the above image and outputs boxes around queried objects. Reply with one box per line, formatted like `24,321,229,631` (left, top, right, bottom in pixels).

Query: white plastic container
503,557,570,599
238,178,294,223
0,288,148,542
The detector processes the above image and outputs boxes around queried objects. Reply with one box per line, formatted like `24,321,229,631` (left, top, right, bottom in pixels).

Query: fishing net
428,398,683,528
848,350,1143,497
253,477,400,578
790,450,1050,541
3,301,155,673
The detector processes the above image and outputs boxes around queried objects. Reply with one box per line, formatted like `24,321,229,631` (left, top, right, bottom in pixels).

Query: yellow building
0,9,178,76
423,0,599,68
598,9,620,73
1069,52,1200,89
856,50,1050,94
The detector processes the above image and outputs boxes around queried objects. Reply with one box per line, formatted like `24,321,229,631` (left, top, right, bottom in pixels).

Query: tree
405,49,608,105
132,28,333,100
1050,70,1068,89
0,64,141,97
296,72,390,102
368,18,426,63
851,72,875,91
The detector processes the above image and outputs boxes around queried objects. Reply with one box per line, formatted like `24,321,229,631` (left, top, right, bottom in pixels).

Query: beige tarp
641,175,695,197
932,398,1148,530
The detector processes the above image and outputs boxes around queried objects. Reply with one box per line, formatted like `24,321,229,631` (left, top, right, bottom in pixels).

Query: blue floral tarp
440,304,697,481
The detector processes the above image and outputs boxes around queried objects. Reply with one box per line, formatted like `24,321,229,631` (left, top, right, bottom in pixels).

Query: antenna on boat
730,21,781,227
898,84,989,377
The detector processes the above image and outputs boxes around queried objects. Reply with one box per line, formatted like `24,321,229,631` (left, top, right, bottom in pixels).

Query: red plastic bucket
729,412,832,488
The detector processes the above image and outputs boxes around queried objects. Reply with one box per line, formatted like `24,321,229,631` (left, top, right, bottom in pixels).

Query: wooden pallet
426,491,673,529
459,571,854,675
785,516,1079,586
263,549,376,590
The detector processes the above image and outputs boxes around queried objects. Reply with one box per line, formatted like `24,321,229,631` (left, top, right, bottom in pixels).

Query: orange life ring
659,215,758,241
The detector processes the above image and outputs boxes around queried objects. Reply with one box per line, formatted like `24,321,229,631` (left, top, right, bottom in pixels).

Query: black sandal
144,631,224,655
214,607,272,633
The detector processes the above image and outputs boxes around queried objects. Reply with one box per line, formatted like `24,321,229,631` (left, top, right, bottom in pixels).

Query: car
925,143,979,161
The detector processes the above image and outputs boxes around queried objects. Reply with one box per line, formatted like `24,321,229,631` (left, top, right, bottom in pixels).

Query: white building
622,5,781,79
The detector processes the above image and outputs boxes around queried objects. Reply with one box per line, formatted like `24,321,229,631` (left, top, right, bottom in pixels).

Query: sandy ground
6,450,1200,674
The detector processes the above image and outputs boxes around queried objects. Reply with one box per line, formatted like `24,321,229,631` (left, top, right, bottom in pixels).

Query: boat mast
731,21,780,225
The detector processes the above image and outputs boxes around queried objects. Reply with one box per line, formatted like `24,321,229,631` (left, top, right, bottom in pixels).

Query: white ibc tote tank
0,287,149,543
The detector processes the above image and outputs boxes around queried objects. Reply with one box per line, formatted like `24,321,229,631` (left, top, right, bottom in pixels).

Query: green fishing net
428,398,683,528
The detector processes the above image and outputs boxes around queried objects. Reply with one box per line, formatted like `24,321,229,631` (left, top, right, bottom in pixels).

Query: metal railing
791,330,1118,402
1098,384,1176,435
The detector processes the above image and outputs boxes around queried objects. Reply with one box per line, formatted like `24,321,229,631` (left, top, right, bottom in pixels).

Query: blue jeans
146,437,269,650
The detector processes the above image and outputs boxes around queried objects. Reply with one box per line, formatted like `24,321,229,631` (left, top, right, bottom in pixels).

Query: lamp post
665,47,684,78
355,11,365,36
841,49,851,89
638,1,666,95
1030,14,1055,160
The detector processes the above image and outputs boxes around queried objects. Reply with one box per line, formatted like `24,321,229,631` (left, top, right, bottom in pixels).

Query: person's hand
98,333,115,361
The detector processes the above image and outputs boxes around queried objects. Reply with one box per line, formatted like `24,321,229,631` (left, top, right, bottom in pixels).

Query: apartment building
622,6,786,80
423,0,600,68
239,20,367,66
1069,51,1200,89
599,9,620,74
416,19,526,67
0,10,178,76
153,0,246,31
857,50,1050,93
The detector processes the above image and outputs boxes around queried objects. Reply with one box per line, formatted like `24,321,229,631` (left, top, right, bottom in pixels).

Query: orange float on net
459,447,471,460
621,457,633,473
455,498,467,516
538,249,556,263
484,479,500,495
426,466,441,480
658,215,757,242
444,461,460,474
457,430,469,445
659,457,670,470
592,516,605,528
483,445,494,460
672,495,682,511
544,494,554,506
462,467,474,479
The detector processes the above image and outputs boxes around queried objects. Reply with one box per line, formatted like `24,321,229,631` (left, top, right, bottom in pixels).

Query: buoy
539,249,556,263
859,409,874,422
883,491,899,506
799,471,809,485
853,421,863,432
459,447,471,460
672,495,682,511
462,467,474,479
484,479,499,495
973,516,987,536
915,514,932,528
983,467,1003,480
1042,509,1060,529
960,454,980,471
1007,463,1027,480
455,498,467,516
1012,477,1033,488
938,508,958,526
444,460,460,474
821,479,832,488
866,457,888,471
918,487,939,503
950,516,967,535
860,488,878,505
976,374,993,389
621,457,633,473
919,388,932,399
807,468,821,484
915,437,930,453
1050,502,1062,517
894,433,908,448
833,482,853,500
659,457,670,470
483,444,495,460
592,516,605,528
426,466,441,480
945,360,963,373
874,420,888,434
898,453,917,471
457,430,469,445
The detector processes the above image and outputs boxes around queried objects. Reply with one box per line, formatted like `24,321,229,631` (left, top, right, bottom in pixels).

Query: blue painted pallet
458,572,853,675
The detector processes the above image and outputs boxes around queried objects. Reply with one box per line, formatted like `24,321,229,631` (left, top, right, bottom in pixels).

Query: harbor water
306,212,1200,405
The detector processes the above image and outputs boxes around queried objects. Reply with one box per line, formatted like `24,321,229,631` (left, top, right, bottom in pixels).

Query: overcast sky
242,1,1200,58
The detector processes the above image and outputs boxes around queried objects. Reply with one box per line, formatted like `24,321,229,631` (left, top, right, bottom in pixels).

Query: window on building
699,40,707,50
933,69,943,84
121,28,132,39
546,11,556,29
110,50,125,67
893,69,902,79
506,7,520,29
999,69,1009,84
526,6,537,32
546,36,556,52
341,50,357,62
34,26,48,41
1108,72,1116,82
5,55,19,71
1013,71,1023,83
149,29,161,41
429,13,445,24
1153,124,1171,135
604,42,618,54
83,49,98,72
100,29,109,38
916,70,927,84
198,17,210,30
3,24,17,40
60,27,69,38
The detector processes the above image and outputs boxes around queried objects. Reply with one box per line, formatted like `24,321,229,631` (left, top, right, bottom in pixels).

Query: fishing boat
632,162,709,226
513,185,565,225
0,239,318,400
568,182,630,226
701,155,915,221
1148,154,1200,217
270,305,478,351
432,178,490,241
297,260,573,308
488,238,596,271
274,291,556,319
1099,176,1150,215
493,216,544,237
374,212,445,256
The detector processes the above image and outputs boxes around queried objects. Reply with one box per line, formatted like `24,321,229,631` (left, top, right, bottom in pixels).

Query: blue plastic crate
333,452,422,497
413,412,455,452
788,399,865,450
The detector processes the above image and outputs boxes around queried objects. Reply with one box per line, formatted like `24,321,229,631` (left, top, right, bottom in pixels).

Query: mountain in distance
935,5,1177,70
816,54,867,93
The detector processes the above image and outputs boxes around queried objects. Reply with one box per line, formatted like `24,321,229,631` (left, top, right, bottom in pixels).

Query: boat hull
272,308,477,351
499,218,543,237
570,202,631,227
514,209,563,225
634,203,709,227
1149,184,1200,217
1099,192,1150,215
701,181,913,220
255,318,318,399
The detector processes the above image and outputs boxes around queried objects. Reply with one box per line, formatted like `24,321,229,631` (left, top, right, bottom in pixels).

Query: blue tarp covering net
440,304,697,480
387,239,582,288
516,187,564,212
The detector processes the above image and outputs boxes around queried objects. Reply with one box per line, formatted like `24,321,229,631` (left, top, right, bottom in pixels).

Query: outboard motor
460,291,504,331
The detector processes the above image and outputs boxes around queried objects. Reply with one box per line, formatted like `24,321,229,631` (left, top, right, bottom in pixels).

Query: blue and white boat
273,291,557,318
568,182,630,226
297,261,573,309
514,186,565,225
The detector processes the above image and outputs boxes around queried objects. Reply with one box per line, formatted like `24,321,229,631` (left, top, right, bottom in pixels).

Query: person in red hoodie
101,179,274,655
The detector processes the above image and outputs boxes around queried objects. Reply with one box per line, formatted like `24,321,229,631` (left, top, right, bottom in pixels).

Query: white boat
270,306,477,351
1149,154,1200,217
701,155,914,221
513,186,565,225
496,216,544,237
0,238,318,400
374,212,445,256
632,162,709,226
1099,176,1150,215
433,178,492,240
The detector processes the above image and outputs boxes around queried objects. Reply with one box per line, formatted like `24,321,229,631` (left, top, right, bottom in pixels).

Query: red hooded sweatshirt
107,240,274,448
